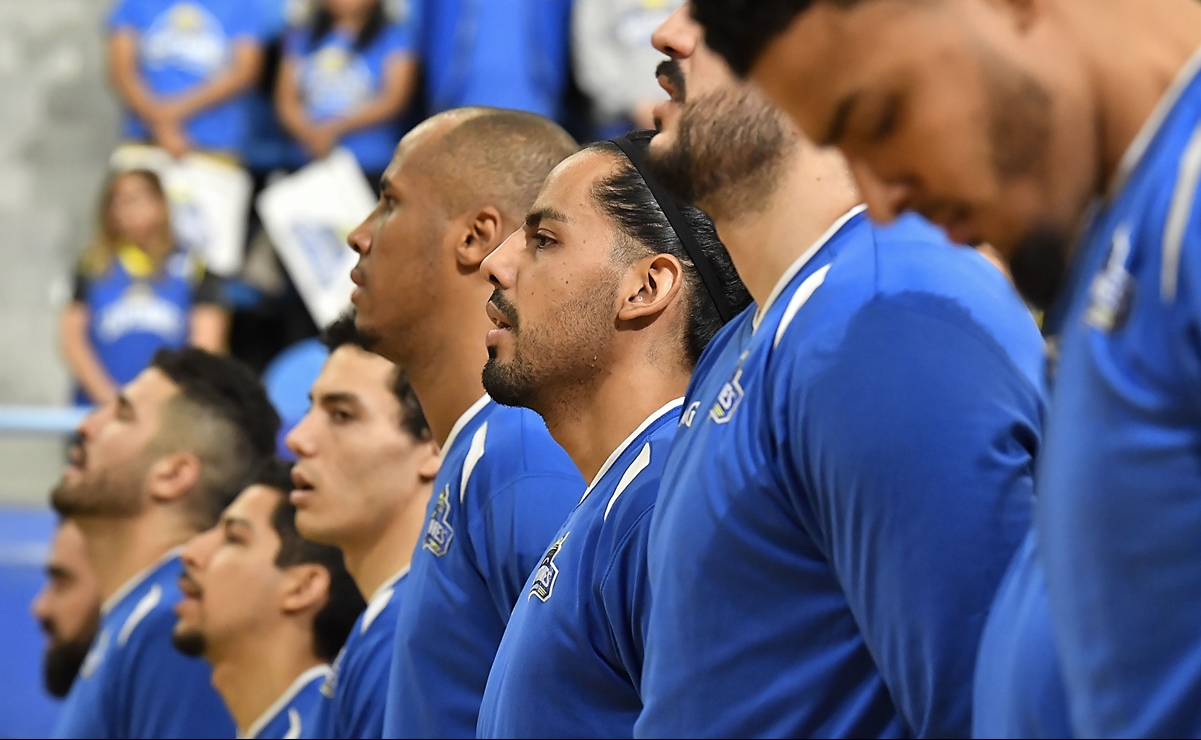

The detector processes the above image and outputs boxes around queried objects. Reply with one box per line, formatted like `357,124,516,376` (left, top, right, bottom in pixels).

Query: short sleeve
191,270,226,307
283,27,310,60
783,292,1040,737
226,0,265,42
72,268,89,303
106,0,141,32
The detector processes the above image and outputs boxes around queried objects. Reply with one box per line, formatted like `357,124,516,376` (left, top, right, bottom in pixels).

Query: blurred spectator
107,0,266,158
276,0,419,179
572,0,678,138
30,520,101,700
418,0,573,121
60,170,230,406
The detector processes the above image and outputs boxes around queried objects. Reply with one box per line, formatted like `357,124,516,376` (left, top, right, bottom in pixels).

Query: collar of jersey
578,397,685,506
240,663,333,740
752,204,867,333
442,394,492,454
1109,42,1201,199
101,546,183,617
369,563,411,606
116,243,157,279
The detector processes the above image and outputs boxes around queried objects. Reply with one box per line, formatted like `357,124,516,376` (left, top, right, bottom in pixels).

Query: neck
538,348,689,484
209,628,323,736
339,485,430,599
335,9,372,35
713,145,860,306
74,510,196,605
1069,0,1201,190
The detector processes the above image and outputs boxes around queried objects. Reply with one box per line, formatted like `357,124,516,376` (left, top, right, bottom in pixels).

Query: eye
533,232,557,250
329,408,354,424
869,98,901,142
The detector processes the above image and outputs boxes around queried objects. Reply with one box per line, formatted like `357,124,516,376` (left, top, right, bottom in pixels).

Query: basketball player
32,519,101,699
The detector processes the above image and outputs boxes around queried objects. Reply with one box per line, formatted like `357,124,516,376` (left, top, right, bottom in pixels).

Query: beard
42,624,98,698
50,460,145,519
647,85,795,221
171,625,207,658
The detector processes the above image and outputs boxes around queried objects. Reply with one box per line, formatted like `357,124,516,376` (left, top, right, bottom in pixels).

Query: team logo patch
709,351,749,425
529,533,569,603
1086,224,1136,333
422,485,455,557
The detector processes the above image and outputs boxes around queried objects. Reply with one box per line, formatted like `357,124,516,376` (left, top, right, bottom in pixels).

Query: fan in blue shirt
343,108,583,738
634,9,1044,737
107,0,265,156
49,347,280,739
286,315,442,739
171,459,364,740
476,132,751,738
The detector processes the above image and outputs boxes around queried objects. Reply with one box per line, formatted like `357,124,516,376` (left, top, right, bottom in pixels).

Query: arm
274,55,326,159
60,302,118,404
786,295,1039,737
188,306,229,354
160,42,263,123
326,53,417,139
108,31,192,157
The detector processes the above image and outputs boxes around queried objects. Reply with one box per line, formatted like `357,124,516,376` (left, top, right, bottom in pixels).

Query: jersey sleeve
332,629,389,739
119,608,235,739
192,270,226,307
227,1,265,42
381,19,417,56
598,503,656,695
782,293,1040,738
72,267,89,303
106,0,141,32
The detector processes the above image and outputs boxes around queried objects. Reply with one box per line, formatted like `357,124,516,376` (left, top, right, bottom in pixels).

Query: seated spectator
418,0,573,121
31,519,101,700
61,170,229,406
107,0,265,159
276,0,418,179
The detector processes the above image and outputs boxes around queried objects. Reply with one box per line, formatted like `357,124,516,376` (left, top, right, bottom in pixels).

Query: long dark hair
308,1,387,52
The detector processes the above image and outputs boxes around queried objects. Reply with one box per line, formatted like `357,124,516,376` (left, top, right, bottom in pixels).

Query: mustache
178,571,203,599
488,288,520,330
656,59,686,102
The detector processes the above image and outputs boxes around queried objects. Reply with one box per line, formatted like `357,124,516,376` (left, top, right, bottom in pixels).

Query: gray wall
0,0,119,503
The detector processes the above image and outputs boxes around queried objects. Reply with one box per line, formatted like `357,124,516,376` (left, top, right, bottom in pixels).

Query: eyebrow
319,391,362,406
525,207,571,230
823,91,861,147
221,515,253,531
46,564,70,579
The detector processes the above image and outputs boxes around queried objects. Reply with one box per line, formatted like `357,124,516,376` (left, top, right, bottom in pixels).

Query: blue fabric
1037,58,1201,738
313,574,405,739
973,532,1073,738
251,670,328,739
384,399,583,738
636,213,1044,738
285,23,415,173
415,0,572,120
262,338,329,460
478,405,681,738
53,555,234,738
108,0,262,151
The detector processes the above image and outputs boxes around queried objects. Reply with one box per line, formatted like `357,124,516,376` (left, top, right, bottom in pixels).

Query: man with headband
632,6,1046,737
474,130,750,738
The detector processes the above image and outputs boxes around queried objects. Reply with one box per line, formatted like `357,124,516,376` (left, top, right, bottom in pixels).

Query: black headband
609,133,737,325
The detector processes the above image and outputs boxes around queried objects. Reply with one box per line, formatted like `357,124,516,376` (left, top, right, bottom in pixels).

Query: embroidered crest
529,533,569,603
1086,224,1136,332
422,485,455,557
709,351,749,425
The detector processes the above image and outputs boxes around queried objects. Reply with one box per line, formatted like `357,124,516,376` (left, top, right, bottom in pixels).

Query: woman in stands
275,0,418,183
60,169,228,405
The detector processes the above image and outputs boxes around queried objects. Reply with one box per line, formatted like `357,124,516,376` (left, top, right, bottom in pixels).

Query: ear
617,254,685,324
455,206,505,269
145,453,203,505
279,563,331,617
989,0,1041,32
417,440,442,484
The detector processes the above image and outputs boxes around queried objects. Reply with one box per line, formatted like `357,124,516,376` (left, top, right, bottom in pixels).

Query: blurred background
0,0,678,734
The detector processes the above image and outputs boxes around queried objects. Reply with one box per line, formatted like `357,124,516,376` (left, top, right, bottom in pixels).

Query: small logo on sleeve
709,351,750,425
1086,224,1136,333
529,533,569,603
422,486,455,557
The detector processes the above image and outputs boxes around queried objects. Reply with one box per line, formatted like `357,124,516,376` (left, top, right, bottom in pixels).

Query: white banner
109,145,253,277
256,149,376,327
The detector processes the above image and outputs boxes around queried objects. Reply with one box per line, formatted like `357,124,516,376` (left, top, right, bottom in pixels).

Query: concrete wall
0,0,119,504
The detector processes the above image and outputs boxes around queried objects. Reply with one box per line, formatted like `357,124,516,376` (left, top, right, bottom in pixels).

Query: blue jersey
415,0,572,120
384,396,584,738
244,664,331,739
316,569,406,739
108,0,262,151
1037,47,1201,737
478,400,683,739
636,210,1045,738
973,533,1073,738
285,22,415,174
54,552,234,739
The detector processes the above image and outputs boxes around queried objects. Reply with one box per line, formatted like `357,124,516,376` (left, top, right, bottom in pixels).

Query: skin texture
481,149,693,482
174,485,329,735
286,346,438,598
31,521,102,698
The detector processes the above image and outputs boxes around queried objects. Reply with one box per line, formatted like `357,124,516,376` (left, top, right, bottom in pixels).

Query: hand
300,123,340,160
153,120,192,159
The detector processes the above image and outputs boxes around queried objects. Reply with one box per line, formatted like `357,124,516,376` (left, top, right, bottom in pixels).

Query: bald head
404,107,579,224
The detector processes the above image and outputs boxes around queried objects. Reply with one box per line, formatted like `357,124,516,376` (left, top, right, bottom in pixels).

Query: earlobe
417,442,442,484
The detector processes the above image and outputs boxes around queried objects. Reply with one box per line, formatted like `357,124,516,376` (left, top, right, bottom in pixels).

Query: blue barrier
0,406,89,436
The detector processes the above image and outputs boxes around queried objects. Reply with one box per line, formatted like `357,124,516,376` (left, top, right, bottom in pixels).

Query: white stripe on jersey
604,442,652,522
1162,123,1201,301
461,422,489,503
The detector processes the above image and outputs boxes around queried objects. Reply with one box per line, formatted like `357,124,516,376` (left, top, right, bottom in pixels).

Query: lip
351,286,363,305
350,266,366,288
177,575,201,601
290,467,317,507
485,301,513,331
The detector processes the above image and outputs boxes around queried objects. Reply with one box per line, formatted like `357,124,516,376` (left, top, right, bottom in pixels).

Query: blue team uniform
243,664,331,739
315,568,407,739
635,209,1045,738
478,400,684,738
285,21,415,175
1036,46,1201,737
107,0,262,152
384,396,584,738
54,552,234,738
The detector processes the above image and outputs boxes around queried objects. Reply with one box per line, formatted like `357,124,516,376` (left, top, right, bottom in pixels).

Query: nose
285,409,317,459
652,4,696,59
30,584,51,623
481,229,521,290
76,400,113,445
181,528,218,574
347,214,373,256
850,160,913,224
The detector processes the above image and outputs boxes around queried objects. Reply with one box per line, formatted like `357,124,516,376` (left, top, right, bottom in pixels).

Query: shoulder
284,26,314,57
379,21,415,51
471,404,582,490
